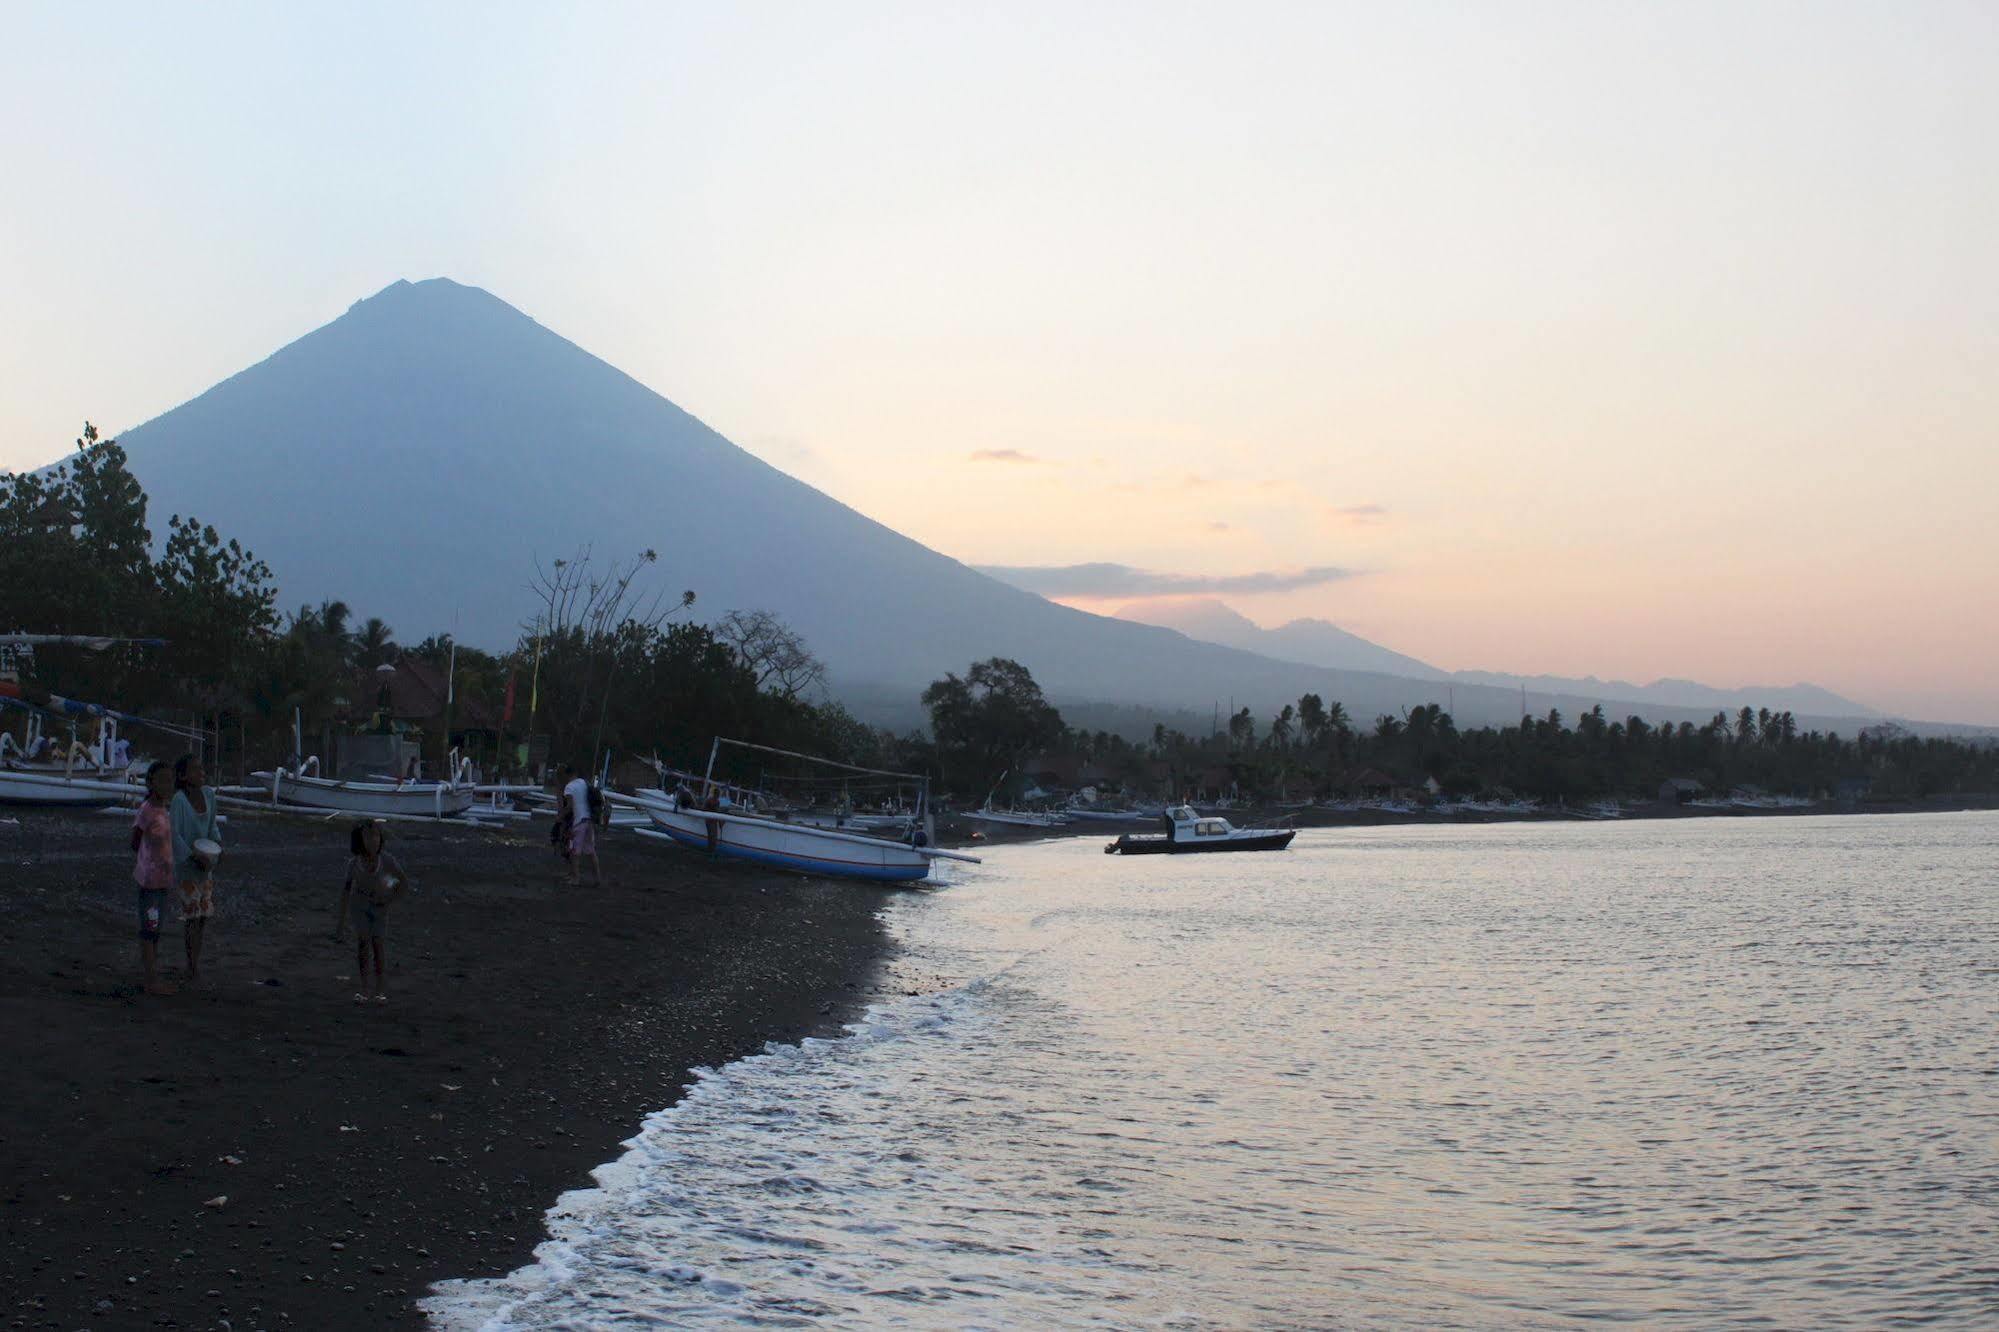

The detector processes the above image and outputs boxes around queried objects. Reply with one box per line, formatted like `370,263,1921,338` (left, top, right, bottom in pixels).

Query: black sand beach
0,806,913,1330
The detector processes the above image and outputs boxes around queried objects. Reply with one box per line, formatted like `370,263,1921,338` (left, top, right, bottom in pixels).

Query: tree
715,609,826,700
155,515,279,705
1297,693,1327,749
1228,707,1255,750
353,617,397,670
1270,703,1295,750
921,657,1064,798
522,548,696,766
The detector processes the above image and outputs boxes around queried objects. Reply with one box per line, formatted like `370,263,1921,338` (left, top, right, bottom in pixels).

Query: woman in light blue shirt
170,753,223,987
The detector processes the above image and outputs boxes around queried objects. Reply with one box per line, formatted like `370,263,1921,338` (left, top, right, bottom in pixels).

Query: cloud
976,562,1356,599
1331,503,1389,524
1206,521,1231,532
968,448,1042,464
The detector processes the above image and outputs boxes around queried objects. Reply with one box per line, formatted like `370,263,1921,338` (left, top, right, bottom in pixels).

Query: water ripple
428,812,1999,1329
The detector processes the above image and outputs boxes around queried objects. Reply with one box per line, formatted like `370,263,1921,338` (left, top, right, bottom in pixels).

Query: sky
2,2,1994,722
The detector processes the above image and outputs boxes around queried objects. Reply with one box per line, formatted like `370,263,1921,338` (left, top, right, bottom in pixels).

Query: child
337,820,407,1002
131,761,176,996
169,753,222,987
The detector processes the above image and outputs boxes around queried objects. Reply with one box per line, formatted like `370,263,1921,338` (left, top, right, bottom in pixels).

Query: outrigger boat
248,755,479,818
627,738,980,884
962,806,1071,829
1105,805,1296,855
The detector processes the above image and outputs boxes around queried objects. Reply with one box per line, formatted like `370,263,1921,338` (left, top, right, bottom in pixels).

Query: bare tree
715,609,826,700
522,548,695,768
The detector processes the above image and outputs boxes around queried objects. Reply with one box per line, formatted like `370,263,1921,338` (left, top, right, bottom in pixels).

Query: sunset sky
3,3,1994,722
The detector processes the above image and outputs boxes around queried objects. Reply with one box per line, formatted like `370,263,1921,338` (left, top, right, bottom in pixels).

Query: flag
503,670,517,725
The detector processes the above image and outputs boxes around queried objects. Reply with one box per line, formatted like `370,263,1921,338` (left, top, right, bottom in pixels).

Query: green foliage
1121,696,1999,804
155,515,278,703
0,425,279,714
922,657,1065,797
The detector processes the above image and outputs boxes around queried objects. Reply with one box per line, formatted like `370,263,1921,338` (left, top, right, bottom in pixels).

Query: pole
526,626,543,780
445,651,455,773
702,736,720,795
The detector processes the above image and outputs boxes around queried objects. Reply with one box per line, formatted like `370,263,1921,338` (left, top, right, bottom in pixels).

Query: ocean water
427,812,1999,1329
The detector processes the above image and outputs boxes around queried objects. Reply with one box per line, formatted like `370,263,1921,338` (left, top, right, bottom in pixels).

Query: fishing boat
249,755,478,818
629,738,979,883
1061,806,1151,824
0,768,140,808
1105,805,1296,855
962,806,1072,828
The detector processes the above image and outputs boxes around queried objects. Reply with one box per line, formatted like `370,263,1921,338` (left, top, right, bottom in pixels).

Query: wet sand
0,805,912,1329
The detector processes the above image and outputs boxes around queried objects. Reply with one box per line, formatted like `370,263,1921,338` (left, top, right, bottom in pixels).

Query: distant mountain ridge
1113,597,1882,722
86,277,1903,735
1111,598,1446,682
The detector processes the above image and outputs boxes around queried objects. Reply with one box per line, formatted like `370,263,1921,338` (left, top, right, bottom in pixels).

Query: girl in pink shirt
132,760,176,996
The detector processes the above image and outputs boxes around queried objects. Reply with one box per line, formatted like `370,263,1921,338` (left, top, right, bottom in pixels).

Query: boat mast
702,736,720,795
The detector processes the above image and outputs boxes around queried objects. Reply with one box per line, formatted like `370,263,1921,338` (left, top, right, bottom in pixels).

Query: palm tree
354,617,397,671
1325,700,1352,766
1297,693,1327,749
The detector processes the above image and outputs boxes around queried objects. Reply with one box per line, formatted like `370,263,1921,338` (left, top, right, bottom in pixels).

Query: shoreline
935,792,1999,847
0,806,925,1329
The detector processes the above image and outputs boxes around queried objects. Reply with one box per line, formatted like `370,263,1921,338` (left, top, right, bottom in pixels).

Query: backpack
586,783,606,822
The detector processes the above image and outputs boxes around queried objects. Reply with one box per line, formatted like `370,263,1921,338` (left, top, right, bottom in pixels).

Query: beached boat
630,738,979,883
1105,805,1296,856
249,758,477,818
963,807,1072,828
0,768,140,808
1061,806,1151,824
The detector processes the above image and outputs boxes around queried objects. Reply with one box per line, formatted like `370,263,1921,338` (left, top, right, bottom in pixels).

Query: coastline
0,806,915,1329
936,792,1999,847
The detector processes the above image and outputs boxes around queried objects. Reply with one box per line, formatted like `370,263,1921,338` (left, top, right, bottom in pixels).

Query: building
1658,777,1704,805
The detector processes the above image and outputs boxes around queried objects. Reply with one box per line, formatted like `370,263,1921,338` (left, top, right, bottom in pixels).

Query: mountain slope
1113,598,1446,681
99,279,1888,733
1114,598,1879,721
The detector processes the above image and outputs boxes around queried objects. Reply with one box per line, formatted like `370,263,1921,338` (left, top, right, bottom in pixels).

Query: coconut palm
354,617,397,670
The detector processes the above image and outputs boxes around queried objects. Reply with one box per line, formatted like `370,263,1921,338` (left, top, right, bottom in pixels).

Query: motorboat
1105,805,1296,855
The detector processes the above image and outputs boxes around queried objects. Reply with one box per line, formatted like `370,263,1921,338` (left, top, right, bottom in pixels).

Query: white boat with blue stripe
626,738,979,884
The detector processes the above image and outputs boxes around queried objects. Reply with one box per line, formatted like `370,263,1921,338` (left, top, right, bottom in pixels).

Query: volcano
106,279,1880,732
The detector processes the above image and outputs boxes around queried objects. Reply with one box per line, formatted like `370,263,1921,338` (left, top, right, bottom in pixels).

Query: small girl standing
337,821,408,1003
170,753,222,987
132,761,176,996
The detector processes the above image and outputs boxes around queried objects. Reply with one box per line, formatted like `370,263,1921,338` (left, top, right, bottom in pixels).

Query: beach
0,806,908,1329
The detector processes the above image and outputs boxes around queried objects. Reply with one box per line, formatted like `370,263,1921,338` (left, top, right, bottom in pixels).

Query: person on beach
131,761,176,996
559,763,605,886
169,753,223,986
337,821,408,1002
702,785,724,855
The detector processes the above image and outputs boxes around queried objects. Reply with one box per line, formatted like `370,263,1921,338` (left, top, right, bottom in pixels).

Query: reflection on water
429,812,1999,1328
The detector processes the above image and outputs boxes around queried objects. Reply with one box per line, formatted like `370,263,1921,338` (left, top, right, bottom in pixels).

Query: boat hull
639,798,930,882
0,769,138,807
1107,829,1297,855
255,771,476,817
963,810,1070,828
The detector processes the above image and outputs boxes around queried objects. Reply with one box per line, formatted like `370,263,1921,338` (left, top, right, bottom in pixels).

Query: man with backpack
558,762,608,887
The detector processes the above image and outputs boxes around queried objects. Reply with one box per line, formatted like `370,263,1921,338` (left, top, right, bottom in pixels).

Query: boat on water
249,756,477,817
630,738,979,883
1105,805,1297,855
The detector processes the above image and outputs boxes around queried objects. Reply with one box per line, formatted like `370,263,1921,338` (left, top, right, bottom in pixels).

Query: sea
426,811,1999,1329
